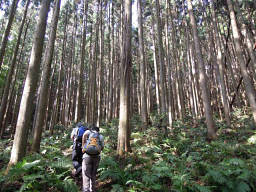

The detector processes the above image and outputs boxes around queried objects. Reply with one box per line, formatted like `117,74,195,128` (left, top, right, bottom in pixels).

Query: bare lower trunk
137,0,148,127
8,0,51,166
211,2,231,127
31,0,61,152
117,0,132,156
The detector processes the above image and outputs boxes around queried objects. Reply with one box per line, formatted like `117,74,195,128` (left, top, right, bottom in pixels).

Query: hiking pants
72,143,83,176
82,156,100,192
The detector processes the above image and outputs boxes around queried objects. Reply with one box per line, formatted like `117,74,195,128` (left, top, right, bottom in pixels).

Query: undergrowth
98,111,256,192
0,109,256,192
0,125,78,192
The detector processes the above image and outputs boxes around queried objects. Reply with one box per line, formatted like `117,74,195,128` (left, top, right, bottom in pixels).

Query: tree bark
155,0,167,114
0,0,30,137
31,0,61,152
137,0,148,127
107,1,114,122
211,2,231,127
0,0,19,70
91,11,99,125
187,0,216,139
165,0,174,126
8,0,51,166
75,0,88,122
227,0,256,124
117,0,132,156
151,17,161,113
97,0,105,126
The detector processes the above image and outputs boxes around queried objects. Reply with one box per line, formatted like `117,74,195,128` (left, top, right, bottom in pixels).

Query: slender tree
187,0,216,139
211,1,231,127
31,0,61,152
155,0,167,114
75,0,88,122
137,0,148,127
0,0,30,137
0,0,19,70
8,0,51,166
117,0,132,156
226,0,256,124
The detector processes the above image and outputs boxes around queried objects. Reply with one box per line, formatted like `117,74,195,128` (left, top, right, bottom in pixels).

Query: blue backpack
76,125,87,143
83,132,101,155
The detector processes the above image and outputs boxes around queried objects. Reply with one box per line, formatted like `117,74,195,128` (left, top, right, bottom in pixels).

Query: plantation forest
0,0,256,191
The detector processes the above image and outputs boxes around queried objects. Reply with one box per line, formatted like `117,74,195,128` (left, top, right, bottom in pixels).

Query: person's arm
100,135,104,150
71,128,77,141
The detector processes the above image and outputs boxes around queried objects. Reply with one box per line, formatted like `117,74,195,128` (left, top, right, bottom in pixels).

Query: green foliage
1,109,256,192
0,126,78,192
202,158,256,192
101,118,119,150
97,111,256,192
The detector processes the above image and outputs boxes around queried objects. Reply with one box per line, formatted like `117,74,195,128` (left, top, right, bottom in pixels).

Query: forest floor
1,110,256,191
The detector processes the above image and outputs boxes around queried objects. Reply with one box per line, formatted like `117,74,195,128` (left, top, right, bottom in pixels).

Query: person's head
76,122,83,127
92,126,99,132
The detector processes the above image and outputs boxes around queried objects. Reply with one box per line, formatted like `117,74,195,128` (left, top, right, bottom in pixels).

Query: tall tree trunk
85,28,92,123
234,1,256,76
187,41,197,119
44,56,57,131
91,17,99,125
151,18,161,113
211,2,231,127
227,0,256,124
187,0,216,140
117,0,132,156
31,0,61,152
107,1,114,122
97,0,105,126
0,0,19,70
10,19,31,137
137,0,148,127
0,0,30,138
64,5,77,125
8,0,51,166
55,6,68,128
75,0,88,122
165,0,174,127
155,0,166,114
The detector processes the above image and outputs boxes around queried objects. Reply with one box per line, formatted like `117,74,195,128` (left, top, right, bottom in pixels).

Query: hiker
82,126,104,192
71,122,88,177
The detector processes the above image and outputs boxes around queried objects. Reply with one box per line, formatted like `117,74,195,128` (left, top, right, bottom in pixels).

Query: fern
205,170,227,184
151,161,173,178
22,160,41,170
235,181,251,192
225,158,245,166
57,177,79,192
126,179,144,190
142,173,159,185
110,184,125,192
19,173,44,192
152,184,162,191
191,183,212,192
